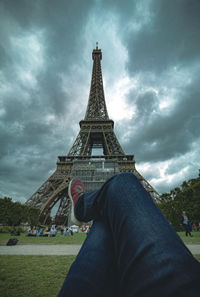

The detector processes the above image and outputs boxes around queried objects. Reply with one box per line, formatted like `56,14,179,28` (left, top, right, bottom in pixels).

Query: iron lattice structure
26,44,160,224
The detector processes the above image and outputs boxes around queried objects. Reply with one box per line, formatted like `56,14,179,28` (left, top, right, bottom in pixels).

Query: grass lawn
1,231,200,245
0,255,75,297
0,232,86,245
1,254,200,297
177,231,200,244
0,231,199,296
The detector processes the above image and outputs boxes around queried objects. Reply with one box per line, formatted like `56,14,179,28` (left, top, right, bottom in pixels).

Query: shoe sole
68,179,82,226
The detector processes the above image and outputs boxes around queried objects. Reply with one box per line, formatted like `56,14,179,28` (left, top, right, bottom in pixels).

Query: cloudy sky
0,0,200,203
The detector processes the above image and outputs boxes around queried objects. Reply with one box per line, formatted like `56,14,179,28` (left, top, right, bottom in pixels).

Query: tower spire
84,44,109,120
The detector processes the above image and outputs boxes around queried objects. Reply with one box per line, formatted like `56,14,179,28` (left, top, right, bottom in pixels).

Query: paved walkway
0,244,200,255
0,244,81,255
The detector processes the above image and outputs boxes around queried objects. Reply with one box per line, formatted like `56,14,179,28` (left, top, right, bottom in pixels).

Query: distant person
36,228,40,236
60,225,64,235
64,226,67,236
50,225,57,237
181,211,193,237
32,228,36,236
69,227,74,236
57,173,200,297
192,223,197,232
10,229,19,236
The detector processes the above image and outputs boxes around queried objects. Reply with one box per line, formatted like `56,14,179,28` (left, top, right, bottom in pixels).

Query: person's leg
187,225,190,236
75,173,200,297
188,224,193,237
57,220,118,297
183,224,188,236
184,224,192,237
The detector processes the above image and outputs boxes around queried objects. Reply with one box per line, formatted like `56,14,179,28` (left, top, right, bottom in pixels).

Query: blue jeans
57,173,200,297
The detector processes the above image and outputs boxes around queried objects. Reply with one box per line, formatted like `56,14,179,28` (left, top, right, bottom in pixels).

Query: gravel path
186,244,200,255
0,244,200,255
0,244,81,255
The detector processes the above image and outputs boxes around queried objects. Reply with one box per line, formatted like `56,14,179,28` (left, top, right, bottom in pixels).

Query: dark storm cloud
123,75,200,162
0,0,200,202
135,91,158,118
0,0,94,201
125,0,200,74
106,0,200,189
0,0,94,110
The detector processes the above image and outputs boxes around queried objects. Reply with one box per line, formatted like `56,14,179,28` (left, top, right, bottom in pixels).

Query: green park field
1,254,199,297
0,231,200,245
178,231,200,244
0,232,86,245
0,255,75,297
0,232,200,297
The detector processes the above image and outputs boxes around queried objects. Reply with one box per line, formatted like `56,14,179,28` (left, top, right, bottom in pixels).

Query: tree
158,174,200,231
0,197,13,225
0,197,40,227
27,207,40,228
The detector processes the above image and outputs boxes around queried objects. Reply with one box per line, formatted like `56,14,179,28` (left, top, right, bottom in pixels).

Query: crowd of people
25,224,90,237
9,211,198,238
26,225,57,237
9,216,200,238
192,222,200,232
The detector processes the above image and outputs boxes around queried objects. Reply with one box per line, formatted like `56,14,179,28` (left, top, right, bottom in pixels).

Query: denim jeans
57,173,200,297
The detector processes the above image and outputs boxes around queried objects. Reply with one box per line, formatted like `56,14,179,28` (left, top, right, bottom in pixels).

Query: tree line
158,174,200,230
0,197,40,227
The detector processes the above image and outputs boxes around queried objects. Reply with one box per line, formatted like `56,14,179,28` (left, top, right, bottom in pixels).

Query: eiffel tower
26,43,159,224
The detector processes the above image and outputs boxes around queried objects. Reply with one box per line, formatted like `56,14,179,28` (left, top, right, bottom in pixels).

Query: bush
0,226,12,233
0,225,25,233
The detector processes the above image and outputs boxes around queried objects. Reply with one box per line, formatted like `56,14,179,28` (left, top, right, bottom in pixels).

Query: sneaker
68,179,86,226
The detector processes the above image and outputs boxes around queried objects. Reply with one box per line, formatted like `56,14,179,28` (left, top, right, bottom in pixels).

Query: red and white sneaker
68,179,86,226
